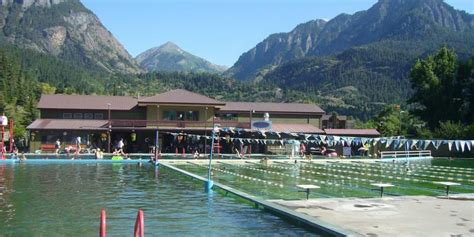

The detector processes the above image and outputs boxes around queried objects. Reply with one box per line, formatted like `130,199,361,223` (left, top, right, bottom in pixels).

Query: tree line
357,47,474,139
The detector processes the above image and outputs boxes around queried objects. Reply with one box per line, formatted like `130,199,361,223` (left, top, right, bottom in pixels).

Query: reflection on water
0,163,317,236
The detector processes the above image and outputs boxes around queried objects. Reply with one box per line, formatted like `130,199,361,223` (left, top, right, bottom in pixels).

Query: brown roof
271,123,324,134
139,89,225,105
37,94,137,110
27,119,108,130
324,129,380,136
221,102,325,114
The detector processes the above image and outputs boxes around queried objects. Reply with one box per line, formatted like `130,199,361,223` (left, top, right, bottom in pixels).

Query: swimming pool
176,158,474,199
0,162,319,236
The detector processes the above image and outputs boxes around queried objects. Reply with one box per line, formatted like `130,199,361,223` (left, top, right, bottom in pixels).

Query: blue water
0,162,319,236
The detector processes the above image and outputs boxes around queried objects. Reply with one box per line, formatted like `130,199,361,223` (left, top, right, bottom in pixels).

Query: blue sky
81,0,474,67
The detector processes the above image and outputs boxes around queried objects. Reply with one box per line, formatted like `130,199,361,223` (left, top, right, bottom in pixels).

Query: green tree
374,105,401,137
409,47,463,129
433,121,465,139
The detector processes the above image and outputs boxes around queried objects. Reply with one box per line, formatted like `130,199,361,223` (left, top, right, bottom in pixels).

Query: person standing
299,143,306,158
55,139,61,155
75,136,82,154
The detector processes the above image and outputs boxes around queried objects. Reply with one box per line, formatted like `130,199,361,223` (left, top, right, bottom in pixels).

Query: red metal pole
134,209,144,237
9,119,13,152
100,209,106,237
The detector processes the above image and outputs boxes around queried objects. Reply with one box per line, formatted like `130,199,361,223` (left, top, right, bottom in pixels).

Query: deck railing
380,150,432,159
110,119,250,129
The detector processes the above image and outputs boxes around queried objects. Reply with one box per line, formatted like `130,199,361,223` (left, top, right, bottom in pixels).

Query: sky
80,0,474,67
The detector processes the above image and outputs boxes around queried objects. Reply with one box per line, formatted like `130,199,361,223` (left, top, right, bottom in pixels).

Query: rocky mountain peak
227,0,474,80
0,0,141,73
158,41,184,53
0,0,67,8
136,42,227,73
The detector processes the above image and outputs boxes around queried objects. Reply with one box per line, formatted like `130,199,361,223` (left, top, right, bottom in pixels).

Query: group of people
299,142,338,158
52,136,127,159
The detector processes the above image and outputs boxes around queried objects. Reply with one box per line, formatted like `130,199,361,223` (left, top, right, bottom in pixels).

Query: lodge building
27,89,379,153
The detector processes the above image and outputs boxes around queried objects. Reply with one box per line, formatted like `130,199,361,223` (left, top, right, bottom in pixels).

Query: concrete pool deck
270,195,474,237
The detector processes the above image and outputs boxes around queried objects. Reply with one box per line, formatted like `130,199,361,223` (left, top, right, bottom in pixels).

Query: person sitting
149,150,161,164
19,152,27,162
234,147,242,158
321,146,338,157
95,148,104,159
260,157,271,165
193,150,200,159
11,148,19,160
65,145,76,156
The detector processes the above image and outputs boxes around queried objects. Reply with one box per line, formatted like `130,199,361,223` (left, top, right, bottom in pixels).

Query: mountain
229,0,474,81
225,19,327,80
136,42,227,73
227,0,474,118
0,0,141,74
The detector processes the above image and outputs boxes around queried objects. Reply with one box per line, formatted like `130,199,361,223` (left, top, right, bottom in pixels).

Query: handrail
99,209,144,237
110,119,250,129
134,209,144,237
100,208,106,237
380,150,432,159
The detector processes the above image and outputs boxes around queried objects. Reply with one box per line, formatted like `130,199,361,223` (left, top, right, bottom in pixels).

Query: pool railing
380,150,432,160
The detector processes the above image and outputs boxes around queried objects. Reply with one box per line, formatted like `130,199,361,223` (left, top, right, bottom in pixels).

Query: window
94,113,104,119
222,113,237,121
84,113,93,119
177,111,185,121
73,113,83,119
186,111,199,121
63,113,72,119
163,110,176,120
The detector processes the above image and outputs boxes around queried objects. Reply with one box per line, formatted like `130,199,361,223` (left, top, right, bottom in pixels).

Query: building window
94,113,104,119
163,110,200,121
84,113,93,119
177,111,185,121
63,113,73,119
73,113,83,119
186,111,199,121
163,110,176,120
221,113,237,121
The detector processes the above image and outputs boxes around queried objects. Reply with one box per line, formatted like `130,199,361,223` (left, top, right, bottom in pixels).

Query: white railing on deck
380,150,432,159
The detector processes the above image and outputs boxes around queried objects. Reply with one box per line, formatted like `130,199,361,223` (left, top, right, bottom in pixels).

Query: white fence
380,150,432,160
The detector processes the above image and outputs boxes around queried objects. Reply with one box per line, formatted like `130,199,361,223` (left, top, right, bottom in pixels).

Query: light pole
155,105,159,167
399,110,406,137
204,107,208,155
249,109,255,129
107,103,111,153
205,124,219,192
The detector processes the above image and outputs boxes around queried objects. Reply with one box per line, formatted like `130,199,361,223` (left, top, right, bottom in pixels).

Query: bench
40,144,88,153
296,184,320,200
433,181,461,196
40,144,57,153
370,183,395,197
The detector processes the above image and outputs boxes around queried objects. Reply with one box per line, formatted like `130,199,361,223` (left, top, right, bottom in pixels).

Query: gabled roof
139,89,225,105
37,94,137,110
27,119,108,130
221,102,324,114
324,129,380,136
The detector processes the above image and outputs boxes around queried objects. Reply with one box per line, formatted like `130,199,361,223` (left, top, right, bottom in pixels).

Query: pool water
176,159,474,200
0,163,318,236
